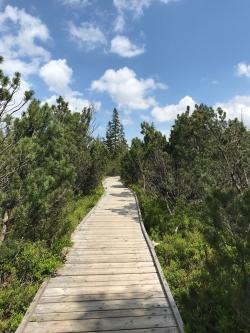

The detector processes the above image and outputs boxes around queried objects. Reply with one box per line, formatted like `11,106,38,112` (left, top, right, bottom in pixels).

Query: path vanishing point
16,177,184,333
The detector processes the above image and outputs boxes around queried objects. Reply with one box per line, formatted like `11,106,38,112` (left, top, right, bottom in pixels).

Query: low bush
0,186,103,332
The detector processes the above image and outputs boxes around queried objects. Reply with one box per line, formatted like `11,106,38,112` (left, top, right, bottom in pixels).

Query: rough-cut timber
16,177,184,333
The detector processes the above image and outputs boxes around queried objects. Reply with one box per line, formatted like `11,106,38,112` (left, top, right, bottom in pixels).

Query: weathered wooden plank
57,266,157,276
70,247,149,252
78,229,140,233
87,216,138,218
43,284,163,297
66,253,151,258
40,290,165,303
72,241,145,247
77,228,141,232
71,244,149,249
72,237,144,242
85,329,179,333
67,248,149,253
25,314,176,332
90,220,138,223
66,253,152,259
31,307,171,322
66,257,152,264
47,278,159,288
35,297,169,313
80,225,140,228
51,272,159,282
92,215,139,219
73,232,142,236
73,232,142,237
61,262,155,270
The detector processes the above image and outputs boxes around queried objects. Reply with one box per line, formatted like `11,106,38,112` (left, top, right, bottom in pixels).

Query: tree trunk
0,210,9,244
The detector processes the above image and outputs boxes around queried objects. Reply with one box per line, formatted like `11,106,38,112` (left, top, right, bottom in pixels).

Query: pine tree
105,108,127,157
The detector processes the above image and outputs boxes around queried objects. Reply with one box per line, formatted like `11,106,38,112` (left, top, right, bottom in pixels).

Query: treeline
121,106,250,332
0,58,112,331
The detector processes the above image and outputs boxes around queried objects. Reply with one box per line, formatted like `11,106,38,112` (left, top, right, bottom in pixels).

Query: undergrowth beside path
0,186,103,333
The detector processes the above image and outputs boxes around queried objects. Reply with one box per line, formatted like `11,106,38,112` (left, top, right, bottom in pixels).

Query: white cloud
110,35,144,57
91,67,166,110
113,0,151,17
40,59,73,94
69,22,106,50
151,96,196,122
160,0,179,4
151,94,250,127
114,15,125,33
113,0,179,31
40,58,100,113
0,5,50,76
113,0,151,32
215,95,250,127
0,5,98,114
236,62,250,78
60,0,89,6
0,58,39,76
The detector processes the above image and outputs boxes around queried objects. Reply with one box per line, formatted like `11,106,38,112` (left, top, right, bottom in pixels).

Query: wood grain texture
16,177,183,333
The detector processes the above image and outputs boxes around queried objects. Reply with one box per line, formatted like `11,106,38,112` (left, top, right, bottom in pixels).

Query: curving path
17,177,184,333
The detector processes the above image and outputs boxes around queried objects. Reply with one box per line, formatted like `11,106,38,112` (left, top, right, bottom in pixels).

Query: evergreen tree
105,108,127,157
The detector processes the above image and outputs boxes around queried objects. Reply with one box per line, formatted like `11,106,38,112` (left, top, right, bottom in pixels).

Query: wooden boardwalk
17,177,184,333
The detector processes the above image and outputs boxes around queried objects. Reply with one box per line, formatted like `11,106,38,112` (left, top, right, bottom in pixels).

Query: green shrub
0,186,103,332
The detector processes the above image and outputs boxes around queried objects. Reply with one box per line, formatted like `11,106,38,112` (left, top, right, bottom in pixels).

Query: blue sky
1,0,250,141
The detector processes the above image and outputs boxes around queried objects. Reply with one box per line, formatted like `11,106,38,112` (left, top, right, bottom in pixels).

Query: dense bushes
122,106,250,332
0,61,106,332
0,186,103,332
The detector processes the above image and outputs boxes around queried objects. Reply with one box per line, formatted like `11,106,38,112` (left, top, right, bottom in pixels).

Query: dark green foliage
105,108,127,157
105,108,127,175
0,60,106,332
0,187,104,332
121,105,250,333
1,97,106,243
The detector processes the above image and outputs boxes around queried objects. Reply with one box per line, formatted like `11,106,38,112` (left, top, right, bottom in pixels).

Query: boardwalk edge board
15,187,106,333
15,280,49,333
130,187,185,333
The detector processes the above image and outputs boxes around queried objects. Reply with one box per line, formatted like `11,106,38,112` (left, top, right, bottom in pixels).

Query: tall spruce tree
105,108,127,157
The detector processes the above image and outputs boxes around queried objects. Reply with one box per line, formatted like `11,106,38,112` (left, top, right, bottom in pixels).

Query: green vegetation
121,106,250,333
105,108,127,175
0,187,103,332
0,58,105,332
1,54,250,333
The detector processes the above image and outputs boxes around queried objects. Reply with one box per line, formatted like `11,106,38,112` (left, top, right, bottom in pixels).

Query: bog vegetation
0,57,108,332
0,57,249,332
121,108,250,332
